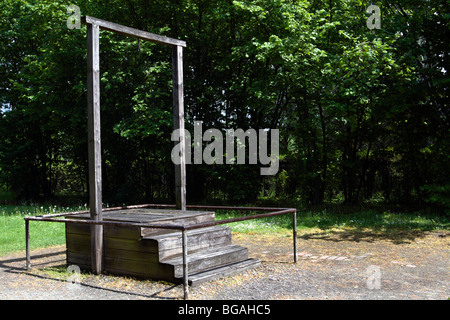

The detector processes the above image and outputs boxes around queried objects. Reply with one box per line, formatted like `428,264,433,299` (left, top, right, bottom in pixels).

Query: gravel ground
1,229,448,300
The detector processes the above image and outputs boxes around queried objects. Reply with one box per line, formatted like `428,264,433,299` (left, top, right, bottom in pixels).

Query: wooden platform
65,208,260,285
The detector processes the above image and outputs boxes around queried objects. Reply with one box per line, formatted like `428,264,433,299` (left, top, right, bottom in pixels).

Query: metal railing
24,204,298,299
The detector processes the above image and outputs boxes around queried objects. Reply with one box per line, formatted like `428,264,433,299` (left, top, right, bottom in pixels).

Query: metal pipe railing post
293,210,298,263
182,229,189,300
25,219,31,271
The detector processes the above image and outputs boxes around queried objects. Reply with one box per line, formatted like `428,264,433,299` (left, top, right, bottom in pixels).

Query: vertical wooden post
172,45,186,211
87,23,103,274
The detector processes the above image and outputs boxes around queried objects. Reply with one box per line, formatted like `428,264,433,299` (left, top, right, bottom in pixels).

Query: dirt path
0,229,448,300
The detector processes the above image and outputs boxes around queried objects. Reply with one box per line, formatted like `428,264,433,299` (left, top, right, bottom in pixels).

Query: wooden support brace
82,16,186,47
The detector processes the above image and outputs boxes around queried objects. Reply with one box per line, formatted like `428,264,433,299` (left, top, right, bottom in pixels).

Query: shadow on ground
299,229,449,245
0,250,65,272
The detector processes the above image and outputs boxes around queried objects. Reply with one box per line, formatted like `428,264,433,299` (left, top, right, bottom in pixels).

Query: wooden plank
168,245,249,278
81,16,186,47
66,242,159,263
66,233,159,254
71,208,214,216
67,251,91,269
103,225,141,240
172,45,186,211
149,225,228,241
66,238,90,254
153,226,232,259
87,22,103,275
103,257,175,281
104,247,159,263
65,228,89,247
186,259,261,287
160,234,232,261
65,226,88,269
159,229,231,251
66,224,140,240
139,212,215,237
66,223,90,235
104,237,158,253
71,209,215,223
67,250,172,281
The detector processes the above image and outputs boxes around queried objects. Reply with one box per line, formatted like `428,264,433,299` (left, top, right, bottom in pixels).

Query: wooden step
64,208,261,284
180,258,261,287
139,210,215,237
143,226,232,260
161,244,249,278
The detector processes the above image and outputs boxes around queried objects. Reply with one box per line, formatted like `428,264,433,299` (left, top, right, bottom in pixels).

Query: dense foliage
0,0,448,211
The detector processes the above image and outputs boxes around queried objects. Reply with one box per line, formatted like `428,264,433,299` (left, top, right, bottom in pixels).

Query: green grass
216,208,449,235
1,203,448,256
0,204,87,256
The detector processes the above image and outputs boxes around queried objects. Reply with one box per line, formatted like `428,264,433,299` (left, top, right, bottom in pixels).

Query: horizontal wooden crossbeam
81,16,187,47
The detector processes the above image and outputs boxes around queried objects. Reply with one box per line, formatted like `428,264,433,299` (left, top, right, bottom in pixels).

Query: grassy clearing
0,204,87,256
1,203,448,256
216,208,449,235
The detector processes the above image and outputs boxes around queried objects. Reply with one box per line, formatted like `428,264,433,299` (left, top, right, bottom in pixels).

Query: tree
0,0,447,211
